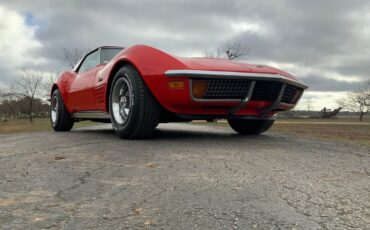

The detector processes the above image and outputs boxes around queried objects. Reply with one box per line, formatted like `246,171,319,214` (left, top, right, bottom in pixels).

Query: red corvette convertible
50,45,307,139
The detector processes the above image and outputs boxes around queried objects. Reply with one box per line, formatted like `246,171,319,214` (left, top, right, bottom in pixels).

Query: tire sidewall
109,67,139,136
50,89,74,131
228,118,274,135
50,90,61,129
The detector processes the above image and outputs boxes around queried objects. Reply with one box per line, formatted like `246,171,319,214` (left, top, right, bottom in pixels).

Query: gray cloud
1,0,370,93
0,66,19,86
301,75,366,92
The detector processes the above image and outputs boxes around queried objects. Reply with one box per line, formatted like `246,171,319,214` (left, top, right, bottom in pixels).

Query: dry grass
199,117,370,147
1,117,369,147
272,120,370,146
0,118,96,134
277,116,370,124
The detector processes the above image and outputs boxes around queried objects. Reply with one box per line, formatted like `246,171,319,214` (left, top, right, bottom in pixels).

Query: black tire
227,118,274,135
50,89,74,131
109,65,160,139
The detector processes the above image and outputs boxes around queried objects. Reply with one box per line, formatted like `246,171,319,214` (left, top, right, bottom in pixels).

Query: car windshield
101,48,123,64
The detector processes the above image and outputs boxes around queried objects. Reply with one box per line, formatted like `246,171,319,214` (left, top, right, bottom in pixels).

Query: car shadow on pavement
72,125,280,142
154,130,284,145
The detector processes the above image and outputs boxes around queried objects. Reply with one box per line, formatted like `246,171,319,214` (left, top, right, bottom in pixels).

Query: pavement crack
55,164,107,201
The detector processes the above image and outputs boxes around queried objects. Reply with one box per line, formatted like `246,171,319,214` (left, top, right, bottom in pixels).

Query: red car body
52,45,307,122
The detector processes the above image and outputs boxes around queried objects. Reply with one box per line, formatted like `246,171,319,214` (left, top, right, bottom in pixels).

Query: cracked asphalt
0,123,369,229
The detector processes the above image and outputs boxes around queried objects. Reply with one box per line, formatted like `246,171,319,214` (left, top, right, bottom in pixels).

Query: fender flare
103,45,187,112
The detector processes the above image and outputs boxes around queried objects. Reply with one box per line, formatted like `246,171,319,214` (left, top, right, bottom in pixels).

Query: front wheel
109,65,160,139
227,118,274,135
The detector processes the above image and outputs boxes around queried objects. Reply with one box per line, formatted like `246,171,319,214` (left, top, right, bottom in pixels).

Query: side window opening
100,48,123,64
78,50,99,73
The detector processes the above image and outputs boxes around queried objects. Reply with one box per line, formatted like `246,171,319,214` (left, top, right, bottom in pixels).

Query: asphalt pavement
0,123,369,229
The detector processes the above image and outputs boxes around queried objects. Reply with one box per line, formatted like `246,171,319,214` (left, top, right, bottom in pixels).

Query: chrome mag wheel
112,78,132,124
51,95,58,124
109,65,160,139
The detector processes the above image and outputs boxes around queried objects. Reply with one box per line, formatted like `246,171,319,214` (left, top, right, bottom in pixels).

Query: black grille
282,85,299,103
193,79,302,102
251,81,282,102
203,79,250,99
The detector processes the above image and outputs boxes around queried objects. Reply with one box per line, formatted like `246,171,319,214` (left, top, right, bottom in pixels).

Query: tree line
0,70,56,122
0,96,50,121
0,47,82,122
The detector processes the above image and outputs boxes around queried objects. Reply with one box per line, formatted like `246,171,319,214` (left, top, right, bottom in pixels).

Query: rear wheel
227,118,274,135
109,65,160,139
50,89,74,131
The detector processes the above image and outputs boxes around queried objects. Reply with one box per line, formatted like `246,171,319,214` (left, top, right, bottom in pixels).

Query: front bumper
164,70,308,116
165,70,308,89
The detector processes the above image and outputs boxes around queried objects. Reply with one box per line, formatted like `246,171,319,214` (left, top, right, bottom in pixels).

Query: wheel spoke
122,110,127,119
111,78,132,124
51,96,58,124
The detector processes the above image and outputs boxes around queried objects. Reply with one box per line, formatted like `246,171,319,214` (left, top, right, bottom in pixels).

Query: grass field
203,117,370,147
1,117,369,147
272,118,370,146
0,118,95,133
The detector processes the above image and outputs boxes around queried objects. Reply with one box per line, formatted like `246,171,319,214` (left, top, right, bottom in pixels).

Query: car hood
175,57,300,82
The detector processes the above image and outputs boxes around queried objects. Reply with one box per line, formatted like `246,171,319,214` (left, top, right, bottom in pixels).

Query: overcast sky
1,0,369,110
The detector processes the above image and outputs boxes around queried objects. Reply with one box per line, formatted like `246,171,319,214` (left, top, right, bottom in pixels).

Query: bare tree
224,41,249,60
304,98,313,112
9,69,43,122
339,81,370,121
58,47,86,69
1,96,19,120
0,87,17,120
0,88,8,121
204,41,249,60
41,72,58,98
203,48,222,59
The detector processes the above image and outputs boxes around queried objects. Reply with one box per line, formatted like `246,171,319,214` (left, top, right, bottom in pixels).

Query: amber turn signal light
168,81,184,89
192,80,208,98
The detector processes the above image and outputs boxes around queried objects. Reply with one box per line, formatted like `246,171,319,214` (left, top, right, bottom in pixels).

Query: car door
69,49,100,112
92,47,123,111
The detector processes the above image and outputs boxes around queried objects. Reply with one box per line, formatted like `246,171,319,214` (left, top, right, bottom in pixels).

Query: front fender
52,71,76,113
99,45,188,112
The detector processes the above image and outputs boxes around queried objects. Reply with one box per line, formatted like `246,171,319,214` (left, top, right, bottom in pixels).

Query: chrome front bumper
165,70,308,89
165,69,308,115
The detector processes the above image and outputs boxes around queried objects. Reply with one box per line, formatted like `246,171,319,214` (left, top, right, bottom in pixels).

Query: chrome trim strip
280,102,296,108
165,69,308,89
71,112,111,119
228,81,256,114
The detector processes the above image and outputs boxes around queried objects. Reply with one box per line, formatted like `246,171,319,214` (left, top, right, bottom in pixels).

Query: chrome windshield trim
165,70,308,89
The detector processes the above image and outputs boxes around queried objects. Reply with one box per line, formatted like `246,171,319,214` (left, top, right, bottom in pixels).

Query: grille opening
281,85,300,103
251,81,282,102
191,79,302,103
197,79,251,100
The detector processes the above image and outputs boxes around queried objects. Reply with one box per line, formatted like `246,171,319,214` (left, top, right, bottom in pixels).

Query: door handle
98,77,103,82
